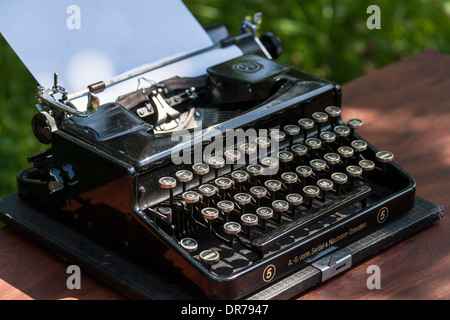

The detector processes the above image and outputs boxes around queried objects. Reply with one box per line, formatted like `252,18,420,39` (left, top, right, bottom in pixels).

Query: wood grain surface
0,49,448,300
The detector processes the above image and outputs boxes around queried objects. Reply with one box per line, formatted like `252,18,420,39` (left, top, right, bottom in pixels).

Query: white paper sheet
0,0,220,94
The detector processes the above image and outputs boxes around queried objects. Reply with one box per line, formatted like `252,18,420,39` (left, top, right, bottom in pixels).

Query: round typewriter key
359,159,375,171
347,118,363,129
286,193,303,206
359,159,375,181
325,106,341,118
231,170,249,183
255,137,271,149
296,165,313,178
176,170,193,192
180,238,198,253
182,191,200,204
241,213,259,227
376,151,394,163
298,118,314,140
337,146,354,167
223,221,241,235
291,144,308,162
269,130,286,143
199,249,220,269
320,131,336,144
207,156,225,179
303,185,320,208
278,150,294,163
234,193,252,206
324,153,341,165
346,165,362,177
298,118,314,130
312,112,328,134
309,159,327,174
175,170,193,183
198,184,216,197
260,156,279,169
217,200,235,221
284,124,300,136
215,177,233,190
249,186,267,199
201,207,219,221
247,164,264,183
239,142,257,154
317,179,334,191
281,172,298,185
159,177,177,189
224,149,242,163
192,163,209,185
159,176,177,207
272,199,289,212
334,125,351,138
256,207,274,220
331,172,348,185
264,179,282,192
351,140,368,153
217,200,235,213
286,193,303,216
305,138,322,150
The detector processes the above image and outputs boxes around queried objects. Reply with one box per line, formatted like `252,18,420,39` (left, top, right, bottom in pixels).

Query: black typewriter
15,17,415,299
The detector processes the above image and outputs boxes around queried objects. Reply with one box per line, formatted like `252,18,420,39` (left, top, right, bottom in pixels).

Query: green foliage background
0,0,449,199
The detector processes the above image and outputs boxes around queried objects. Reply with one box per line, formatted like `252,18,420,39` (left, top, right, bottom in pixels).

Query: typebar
252,185,372,254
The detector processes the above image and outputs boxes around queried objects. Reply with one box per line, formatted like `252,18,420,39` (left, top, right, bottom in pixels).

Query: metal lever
151,90,180,125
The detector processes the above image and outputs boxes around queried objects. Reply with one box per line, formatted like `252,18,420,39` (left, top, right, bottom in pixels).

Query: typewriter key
309,159,327,178
278,151,294,163
217,200,235,221
247,164,264,184
215,177,233,199
249,185,267,207
256,207,273,230
346,165,363,188
231,170,249,192
303,185,320,208
286,193,303,216
298,118,314,141
376,151,394,173
324,153,341,173
199,184,216,206
234,193,252,214
199,250,220,271
305,137,322,151
255,137,271,149
284,124,300,145
192,163,209,185
334,125,351,141
312,112,328,134
347,118,363,139
241,213,259,227
176,170,193,192
201,207,219,232
261,156,279,176
180,238,198,253
224,149,242,172
296,165,313,187
269,130,286,143
331,172,348,195
320,131,336,144
223,221,241,235
265,179,282,201
317,179,334,202
351,140,368,160
159,177,177,207
281,172,298,193
182,191,200,204
325,106,341,129
272,199,289,223
207,156,226,179
359,159,375,180
239,143,257,163
337,146,354,168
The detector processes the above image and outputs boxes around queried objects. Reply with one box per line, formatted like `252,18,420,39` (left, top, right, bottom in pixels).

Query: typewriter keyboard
151,106,400,277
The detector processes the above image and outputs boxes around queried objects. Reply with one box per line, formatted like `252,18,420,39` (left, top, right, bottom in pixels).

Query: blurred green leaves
0,0,449,198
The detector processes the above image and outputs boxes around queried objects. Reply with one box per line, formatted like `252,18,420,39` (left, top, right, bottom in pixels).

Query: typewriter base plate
0,194,443,300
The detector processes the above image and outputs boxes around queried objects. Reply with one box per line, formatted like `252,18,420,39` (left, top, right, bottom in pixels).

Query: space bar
252,185,372,252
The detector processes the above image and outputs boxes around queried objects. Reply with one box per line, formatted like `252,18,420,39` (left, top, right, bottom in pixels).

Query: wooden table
0,49,448,300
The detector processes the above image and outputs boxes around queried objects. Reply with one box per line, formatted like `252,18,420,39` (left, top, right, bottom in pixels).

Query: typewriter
12,13,416,299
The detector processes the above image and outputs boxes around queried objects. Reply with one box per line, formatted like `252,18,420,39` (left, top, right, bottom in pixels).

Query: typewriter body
14,16,416,299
